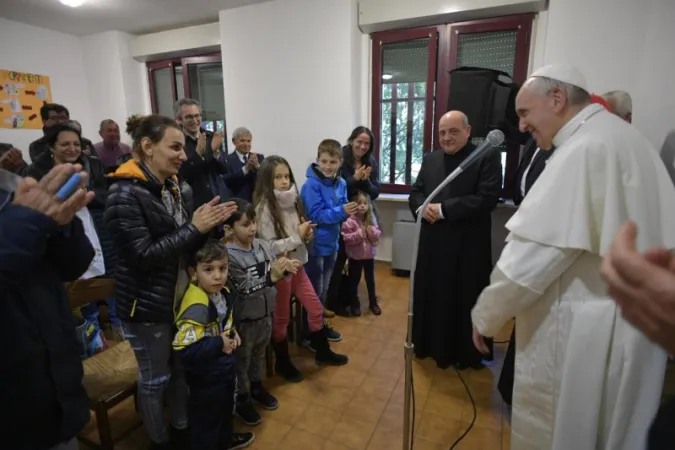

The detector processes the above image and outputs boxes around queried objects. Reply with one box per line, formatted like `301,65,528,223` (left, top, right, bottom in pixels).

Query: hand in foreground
600,221,675,355
344,202,359,215
472,327,490,354
192,197,237,234
13,163,95,225
353,165,367,181
284,259,302,275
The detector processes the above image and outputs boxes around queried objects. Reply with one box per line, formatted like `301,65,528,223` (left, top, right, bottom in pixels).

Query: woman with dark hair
105,115,236,449
326,126,381,317
27,124,122,344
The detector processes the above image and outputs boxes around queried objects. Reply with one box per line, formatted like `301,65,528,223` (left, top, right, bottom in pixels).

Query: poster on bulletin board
0,69,53,130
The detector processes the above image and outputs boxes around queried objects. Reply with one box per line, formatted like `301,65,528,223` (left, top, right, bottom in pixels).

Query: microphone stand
402,165,465,450
401,131,503,450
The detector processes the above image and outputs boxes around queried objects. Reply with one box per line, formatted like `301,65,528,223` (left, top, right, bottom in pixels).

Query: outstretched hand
13,163,94,225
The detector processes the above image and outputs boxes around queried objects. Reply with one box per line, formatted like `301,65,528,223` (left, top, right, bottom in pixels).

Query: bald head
515,76,591,149
438,111,471,154
602,90,632,123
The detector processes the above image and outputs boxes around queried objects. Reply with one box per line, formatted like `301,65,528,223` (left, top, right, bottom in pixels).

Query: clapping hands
221,330,241,354
353,165,372,181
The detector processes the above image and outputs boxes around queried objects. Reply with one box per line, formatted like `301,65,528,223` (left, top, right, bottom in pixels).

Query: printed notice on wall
0,69,53,130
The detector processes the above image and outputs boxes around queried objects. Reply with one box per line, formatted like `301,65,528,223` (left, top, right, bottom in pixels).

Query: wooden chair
78,340,141,450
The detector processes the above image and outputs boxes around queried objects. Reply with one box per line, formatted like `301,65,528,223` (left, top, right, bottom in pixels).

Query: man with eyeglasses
29,103,71,163
175,98,232,209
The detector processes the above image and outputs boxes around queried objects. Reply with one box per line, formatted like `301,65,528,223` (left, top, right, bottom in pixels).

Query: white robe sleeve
471,236,582,337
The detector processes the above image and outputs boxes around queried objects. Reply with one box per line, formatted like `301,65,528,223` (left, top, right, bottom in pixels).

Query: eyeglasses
183,114,201,121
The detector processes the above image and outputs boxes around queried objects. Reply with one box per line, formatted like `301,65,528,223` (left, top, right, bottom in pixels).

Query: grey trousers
48,438,78,450
235,316,272,395
123,321,189,444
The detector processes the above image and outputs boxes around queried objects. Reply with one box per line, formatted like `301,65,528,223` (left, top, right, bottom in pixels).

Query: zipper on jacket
130,299,138,317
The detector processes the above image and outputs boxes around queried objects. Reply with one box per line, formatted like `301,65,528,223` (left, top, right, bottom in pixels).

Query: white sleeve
471,236,582,337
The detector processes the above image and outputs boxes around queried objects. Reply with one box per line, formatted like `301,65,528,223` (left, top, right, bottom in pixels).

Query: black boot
369,297,382,316
350,296,362,317
272,339,304,383
310,328,349,366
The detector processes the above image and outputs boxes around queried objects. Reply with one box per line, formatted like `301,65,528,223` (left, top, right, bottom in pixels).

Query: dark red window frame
146,52,222,114
371,14,533,196
371,27,439,194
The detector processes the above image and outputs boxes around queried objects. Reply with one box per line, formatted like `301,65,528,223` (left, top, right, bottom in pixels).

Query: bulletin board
0,69,53,130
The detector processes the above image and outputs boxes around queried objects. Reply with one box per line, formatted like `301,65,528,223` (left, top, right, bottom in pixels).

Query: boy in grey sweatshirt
224,198,300,427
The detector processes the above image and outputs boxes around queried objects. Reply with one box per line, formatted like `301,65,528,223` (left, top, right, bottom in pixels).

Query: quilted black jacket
105,160,205,323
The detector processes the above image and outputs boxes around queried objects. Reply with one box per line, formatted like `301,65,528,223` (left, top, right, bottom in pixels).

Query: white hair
232,127,252,140
527,76,591,106
174,98,200,118
602,90,632,118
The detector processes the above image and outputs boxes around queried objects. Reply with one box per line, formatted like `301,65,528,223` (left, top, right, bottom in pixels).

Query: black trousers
497,327,515,405
326,236,349,309
348,258,376,301
187,375,236,450
649,396,675,449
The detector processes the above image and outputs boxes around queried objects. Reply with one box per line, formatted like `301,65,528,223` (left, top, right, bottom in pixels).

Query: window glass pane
414,82,426,97
411,101,425,183
380,38,430,185
152,68,174,117
380,103,392,183
187,62,225,122
396,83,409,99
457,30,518,77
382,84,392,100
395,101,408,185
175,66,185,98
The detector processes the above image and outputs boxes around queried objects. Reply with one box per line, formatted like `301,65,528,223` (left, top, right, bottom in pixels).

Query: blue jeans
123,322,189,444
303,253,337,334
81,297,121,328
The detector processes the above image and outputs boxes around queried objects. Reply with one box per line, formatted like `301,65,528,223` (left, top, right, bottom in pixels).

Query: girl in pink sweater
341,191,383,315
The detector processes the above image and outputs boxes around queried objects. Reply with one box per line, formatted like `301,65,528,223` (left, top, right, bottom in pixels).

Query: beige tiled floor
80,264,514,449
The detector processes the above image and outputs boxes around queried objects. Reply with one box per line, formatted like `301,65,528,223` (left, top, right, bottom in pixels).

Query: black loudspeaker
447,67,520,138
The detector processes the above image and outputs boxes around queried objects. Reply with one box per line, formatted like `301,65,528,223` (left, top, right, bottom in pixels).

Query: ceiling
1,0,271,36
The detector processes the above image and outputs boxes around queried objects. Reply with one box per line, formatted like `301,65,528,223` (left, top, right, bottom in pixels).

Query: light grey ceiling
1,0,271,36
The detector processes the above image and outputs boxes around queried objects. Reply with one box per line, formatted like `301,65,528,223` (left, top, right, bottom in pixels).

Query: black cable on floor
406,365,477,450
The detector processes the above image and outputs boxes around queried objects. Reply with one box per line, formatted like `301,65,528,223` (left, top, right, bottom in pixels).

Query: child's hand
297,221,315,239
271,257,289,282
233,330,242,348
221,332,236,354
285,259,302,274
344,202,358,215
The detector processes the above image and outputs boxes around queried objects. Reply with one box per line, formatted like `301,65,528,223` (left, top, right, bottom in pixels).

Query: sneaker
229,432,255,449
301,338,317,353
324,319,343,342
250,382,279,410
235,395,262,426
324,308,336,318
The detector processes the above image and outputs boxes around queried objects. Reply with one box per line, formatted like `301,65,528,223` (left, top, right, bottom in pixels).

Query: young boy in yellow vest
172,239,255,450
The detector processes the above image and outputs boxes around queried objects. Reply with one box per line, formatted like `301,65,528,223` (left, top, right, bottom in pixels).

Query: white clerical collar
553,103,605,149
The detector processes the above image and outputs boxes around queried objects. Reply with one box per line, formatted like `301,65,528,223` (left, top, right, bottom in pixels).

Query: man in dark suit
175,98,232,208
224,127,264,202
498,134,554,405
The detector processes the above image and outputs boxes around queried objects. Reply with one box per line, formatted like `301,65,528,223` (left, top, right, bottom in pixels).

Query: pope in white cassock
471,64,675,450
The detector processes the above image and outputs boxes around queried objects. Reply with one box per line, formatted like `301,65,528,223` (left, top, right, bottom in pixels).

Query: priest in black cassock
409,111,502,370
497,135,554,404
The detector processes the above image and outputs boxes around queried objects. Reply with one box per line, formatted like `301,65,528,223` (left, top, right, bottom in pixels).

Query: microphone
459,129,505,171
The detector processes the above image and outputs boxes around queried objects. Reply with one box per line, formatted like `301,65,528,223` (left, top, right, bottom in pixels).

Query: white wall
220,0,366,186
130,23,221,61
82,31,150,144
0,18,93,159
541,0,675,149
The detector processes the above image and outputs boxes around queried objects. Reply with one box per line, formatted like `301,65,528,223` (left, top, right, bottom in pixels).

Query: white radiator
392,220,415,272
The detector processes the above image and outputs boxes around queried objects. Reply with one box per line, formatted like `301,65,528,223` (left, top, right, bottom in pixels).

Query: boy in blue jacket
173,239,255,450
300,139,359,344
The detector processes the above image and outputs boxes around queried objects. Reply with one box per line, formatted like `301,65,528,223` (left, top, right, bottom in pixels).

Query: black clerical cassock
409,141,502,369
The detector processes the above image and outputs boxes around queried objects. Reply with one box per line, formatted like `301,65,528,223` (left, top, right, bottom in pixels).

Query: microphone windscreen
486,129,506,146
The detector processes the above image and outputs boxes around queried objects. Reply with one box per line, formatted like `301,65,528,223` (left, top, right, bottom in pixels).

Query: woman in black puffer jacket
104,114,234,450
